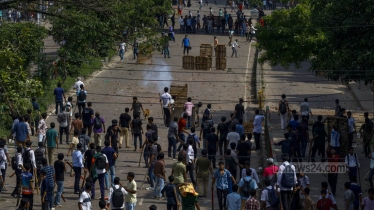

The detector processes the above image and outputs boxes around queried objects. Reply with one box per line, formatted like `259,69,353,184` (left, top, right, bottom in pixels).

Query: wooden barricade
195,56,210,70
200,44,213,57
215,44,226,70
182,55,195,70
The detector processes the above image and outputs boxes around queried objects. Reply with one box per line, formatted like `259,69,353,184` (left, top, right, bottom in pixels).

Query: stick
138,148,144,167
9,172,16,178
61,194,66,202
64,160,85,180
34,168,40,195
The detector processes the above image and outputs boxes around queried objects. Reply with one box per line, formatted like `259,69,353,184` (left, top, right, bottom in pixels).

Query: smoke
142,61,173,93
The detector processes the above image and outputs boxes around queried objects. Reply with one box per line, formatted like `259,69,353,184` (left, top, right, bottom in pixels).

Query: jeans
105,165,115,188
55,181,64,205
133,48,138,59
125,202,136,210
217,188,228,210
163,47,170,58
168,137,177,158
208,148,217,168
177,133,185,151
78,102,85,117
327,173,338,196
186,116,191,129
73,167,81,192
12,169,22,195
94,173,106,199
163,108,171,126
348,132,354,149
348,166,358,183
148,164,155,188
154,176,164,197
254,132,261,150
42,200,50,210
59,126,69,143
183,46,189,55
55,100,63,114
249,33,255,41
133,133,142,149
280,190,292,210
369,168,374,188
231,47,237,57
47,186,54,208
293,148,302,162
280,113,288,129
186,162,196,186
301,141,307,157
311,145,326,162
119,49,124,60
167,204,178,210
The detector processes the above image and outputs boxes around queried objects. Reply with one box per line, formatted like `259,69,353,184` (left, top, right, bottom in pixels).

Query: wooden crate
200,44,213,57
170,83,188,106
216,44,227,58
216,57,226,70
182,56,195,70
243,121,254,134
195,56,210,70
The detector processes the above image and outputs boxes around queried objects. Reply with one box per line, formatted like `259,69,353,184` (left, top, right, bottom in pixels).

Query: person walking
154,153,166,199
347,111,356,149
124,172,137,210
12,116,30,148
231,39,239,57
106,177,128,210
183,97,194,129
11,146,24,198
161,175,180,210
130,97,145,119
118,42,126,61
92,146,108,200
45,122,58,165
300,98,312,121
168,117,179,159
160,87,172,127
326,147,340,196
195,149,213,198
54,153,65,207
54,82,66,114
177,113,189,151
278,94,290,130
206,128,219,168
102,140,118,190
133,38,139,60
92,112,105,147
253,109,264,150
276,153,297,210
212,161,236,210
82,102,94,136
38,113,48,143
131,114,143,152
72,143,85,194
345,147,360,183
41,158,55,209
77,84,87,117
182,35,190,55
21,163,35,210
200,115,214,150
119,107,132,149
57,107,70,144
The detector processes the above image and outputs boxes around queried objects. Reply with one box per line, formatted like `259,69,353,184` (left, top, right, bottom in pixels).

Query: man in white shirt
253,109,264,150
160,87,172,127
231,39,239,57
300,98,312,121
184,97,194,129
276,153,297,210
118,42,126,61
74,77,84,91
345,147,360,183
79,182,92,210
93,146,109,200
107,177,128,210
347,111,356,148
261,178,277,210
226,124,240,149
24,141,36,174
179,16,184,33
186,139,196,187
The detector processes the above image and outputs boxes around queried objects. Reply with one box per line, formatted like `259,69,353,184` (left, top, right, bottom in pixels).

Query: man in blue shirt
226,184,241,210
72,143,85,194
41,158,55,209
54,82,66,114
238,168,258,207
211,161,236,210
12,116,29,148
102,140,117,189
235,118,244,136
182,35,190,55
31,97,40,135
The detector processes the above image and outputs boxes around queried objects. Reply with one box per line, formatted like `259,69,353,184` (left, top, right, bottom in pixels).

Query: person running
212,161,236,210
231,39,239,57
119,108,132,148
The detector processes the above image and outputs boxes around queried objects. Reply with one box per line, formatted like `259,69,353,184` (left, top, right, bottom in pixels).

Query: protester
212,161,236,210
124,172,137,210
119,108,132,148
276,153,297,210
161,175,180,210
54,153,66,207
107,177,128,210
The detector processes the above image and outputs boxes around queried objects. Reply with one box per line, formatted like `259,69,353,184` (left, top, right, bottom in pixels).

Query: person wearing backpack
92,112,106,147
344,182,356,210
238,168,258,207
345,147,360,183
226,184,241,210
200,115,214,150
278,94,290,130
11,146,25,198
78,128,90,153
92,146,109,200
57,107,70,144
107,177,128,210
274,133,293,159
261,178,280,210
276,153,297,210
102,140,118,190
23,141,36,176
82,102,94,137
244,189,260,210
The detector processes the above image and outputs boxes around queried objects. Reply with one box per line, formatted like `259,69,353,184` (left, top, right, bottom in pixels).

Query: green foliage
256,0,374,83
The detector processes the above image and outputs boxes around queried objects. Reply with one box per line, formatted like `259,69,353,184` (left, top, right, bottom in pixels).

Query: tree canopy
256,0,374,83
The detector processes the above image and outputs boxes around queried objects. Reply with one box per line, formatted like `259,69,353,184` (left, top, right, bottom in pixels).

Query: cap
266,158,274,163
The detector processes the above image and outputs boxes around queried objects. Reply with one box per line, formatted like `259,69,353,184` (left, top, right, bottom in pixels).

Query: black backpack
95,154,106,170
94,117,103,129
241,178,254,197
78,90,87,101
111,187,124,208
65,103,71,112
12,154,19,170
281,164,295,188
22,150,32,166
281,139,292,155
79,135,88,152
267,187,280,208
187,134,196,147
279,101,287,114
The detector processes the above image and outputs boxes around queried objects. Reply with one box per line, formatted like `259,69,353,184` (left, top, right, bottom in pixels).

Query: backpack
79,135,88,152
346,154,358,167
279,101,287,114
241,178,253,197
22,149,32,166
95,154,106,170
281,164,295,188
281,139,292,154
111,187,124,208
94,117,103,129
12,154,19,170
78,90,87,101
187,134,196,147
65,102,71,112
267,187,280,208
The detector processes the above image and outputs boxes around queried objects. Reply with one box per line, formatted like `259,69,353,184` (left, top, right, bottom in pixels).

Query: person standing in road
131,114,143,152
124,172,137,210
54,82,66,115
118,42,126,61
160,87,172,127
168,117,179,160
82,102,94,137
212,161,236,210
231,39,239,57
57,107,70,144
77,84,87,117
72,143,85,194
278,94,290,130
45,122,58,165
182,35,190,55
92,112,105,147
300,98,312,121
334,99,341,116
184,97,194,129
119,108,132,149
253,109,264,150
345,147,360,183
234,98,245,120
106,177,128,210
133,38,138,60
130,97,145,119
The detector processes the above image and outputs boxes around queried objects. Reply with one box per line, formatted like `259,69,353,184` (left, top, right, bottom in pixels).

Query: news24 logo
274,162,346,173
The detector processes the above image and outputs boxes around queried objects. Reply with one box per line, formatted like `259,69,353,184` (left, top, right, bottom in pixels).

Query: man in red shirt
263,158,279,186
316,190,337,210
177,113,190,152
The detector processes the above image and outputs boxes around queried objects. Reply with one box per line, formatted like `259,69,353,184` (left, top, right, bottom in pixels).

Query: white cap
266,158,274,163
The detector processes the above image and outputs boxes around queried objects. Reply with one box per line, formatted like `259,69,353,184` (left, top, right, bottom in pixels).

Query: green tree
256,0,374,83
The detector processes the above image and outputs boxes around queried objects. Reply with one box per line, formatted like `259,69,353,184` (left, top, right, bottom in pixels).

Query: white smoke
142,61,173,93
